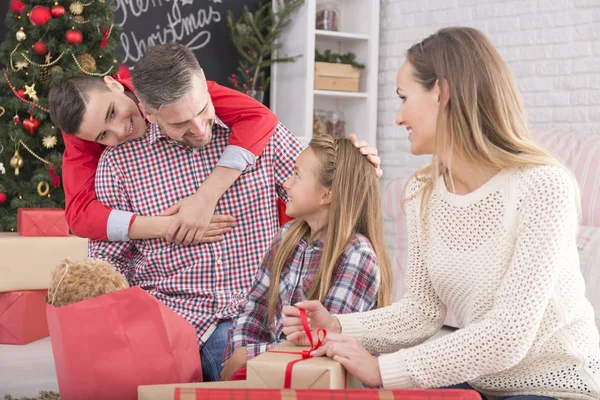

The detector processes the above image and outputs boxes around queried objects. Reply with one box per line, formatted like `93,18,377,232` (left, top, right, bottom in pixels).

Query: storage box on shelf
314,62,360,92
271,0,379,147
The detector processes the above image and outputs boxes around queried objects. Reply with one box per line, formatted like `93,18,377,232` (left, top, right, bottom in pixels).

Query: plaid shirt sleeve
271,123,304,203
322,236,381,315
87,153,136,281
224,225,289,362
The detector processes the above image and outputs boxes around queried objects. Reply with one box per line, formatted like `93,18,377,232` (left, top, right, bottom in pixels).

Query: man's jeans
200,320,232,382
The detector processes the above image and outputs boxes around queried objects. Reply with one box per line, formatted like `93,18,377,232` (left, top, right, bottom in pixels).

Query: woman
282,27,600,400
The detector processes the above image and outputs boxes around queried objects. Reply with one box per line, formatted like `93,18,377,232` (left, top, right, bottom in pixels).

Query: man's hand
221,347,247,381
348,133,383,178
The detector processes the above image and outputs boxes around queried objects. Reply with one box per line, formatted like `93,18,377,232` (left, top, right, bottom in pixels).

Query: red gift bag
47,286,202,400
0,290,49,344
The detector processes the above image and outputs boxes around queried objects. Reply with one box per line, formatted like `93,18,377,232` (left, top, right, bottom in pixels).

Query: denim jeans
200,320,232,382
444,383,557,400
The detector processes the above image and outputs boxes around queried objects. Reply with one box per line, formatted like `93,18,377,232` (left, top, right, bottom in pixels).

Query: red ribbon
269,308,327,388
100,28,110,49
47,165,61,188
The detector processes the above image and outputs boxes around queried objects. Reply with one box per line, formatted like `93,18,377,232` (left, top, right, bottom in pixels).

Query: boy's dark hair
48,76,111,134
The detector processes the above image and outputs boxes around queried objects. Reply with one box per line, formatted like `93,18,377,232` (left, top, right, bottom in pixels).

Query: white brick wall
378,0,600,254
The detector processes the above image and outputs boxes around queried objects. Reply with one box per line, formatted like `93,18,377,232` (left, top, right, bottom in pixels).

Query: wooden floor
0,327,455,398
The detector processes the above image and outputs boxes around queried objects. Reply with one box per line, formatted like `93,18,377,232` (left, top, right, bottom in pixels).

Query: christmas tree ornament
73,16,86,24
16,88,26,98
77,53,96,72
37,181,50,197
23,114,40,135
0,192,7,205
47,165,61,187
69,1,85,15
45,52,53,64
9,0,26,14
24,84,38,101
0,163,5,175
38,67,52,84
43,135,58,149
33,40,48,55
16,28,27,42
13,114,20,124
14,61,28,70
51,3,65,17
10,151,24,176
66,29,83,44
30,6,53,26
51,65,64,77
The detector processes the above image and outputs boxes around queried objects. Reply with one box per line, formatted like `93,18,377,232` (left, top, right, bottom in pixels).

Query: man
87,44,303,381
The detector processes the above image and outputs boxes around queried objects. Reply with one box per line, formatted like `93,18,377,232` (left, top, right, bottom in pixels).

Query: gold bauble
77,53,96,72
16,28,27,42
50,65,64,77
9,151,24,176
73,15,85,23
69,2,84,15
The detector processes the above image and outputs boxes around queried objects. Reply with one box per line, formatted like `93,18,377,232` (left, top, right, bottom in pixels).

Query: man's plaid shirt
88,119,303,346
224,222,381,361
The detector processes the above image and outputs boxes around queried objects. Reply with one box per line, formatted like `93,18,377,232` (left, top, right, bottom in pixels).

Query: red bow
269,308,327,388
100,28,110,49
47,166,61,188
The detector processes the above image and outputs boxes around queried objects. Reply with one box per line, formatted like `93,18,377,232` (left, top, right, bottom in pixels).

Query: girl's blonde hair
402,27,578,214
266,136,392,326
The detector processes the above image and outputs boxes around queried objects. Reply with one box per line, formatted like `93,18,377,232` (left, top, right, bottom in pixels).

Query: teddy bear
46,258,129,307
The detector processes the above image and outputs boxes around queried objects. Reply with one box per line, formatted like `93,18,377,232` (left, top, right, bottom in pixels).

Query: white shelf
315,30,369,41
314,90,368,99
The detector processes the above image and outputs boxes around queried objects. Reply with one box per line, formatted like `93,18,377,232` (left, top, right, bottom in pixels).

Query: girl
282,27,600,400
221,135,392,380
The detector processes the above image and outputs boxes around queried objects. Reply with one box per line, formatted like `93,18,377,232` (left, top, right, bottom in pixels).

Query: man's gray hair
132,44,204,110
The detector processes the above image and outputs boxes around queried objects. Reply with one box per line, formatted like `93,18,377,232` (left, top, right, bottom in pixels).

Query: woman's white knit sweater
336,165,600,399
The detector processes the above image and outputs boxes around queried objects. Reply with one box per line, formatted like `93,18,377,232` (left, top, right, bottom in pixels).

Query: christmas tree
0,0,122,231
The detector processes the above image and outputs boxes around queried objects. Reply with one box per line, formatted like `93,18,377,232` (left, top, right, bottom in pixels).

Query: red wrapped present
172,388,480,400
47,286,203,400
0,290,49,345
17,208,69,237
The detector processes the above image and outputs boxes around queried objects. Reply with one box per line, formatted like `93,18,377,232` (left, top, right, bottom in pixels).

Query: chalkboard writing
113,0,262,88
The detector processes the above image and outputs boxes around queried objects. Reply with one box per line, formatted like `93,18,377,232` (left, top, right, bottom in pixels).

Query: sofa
383,130,600,330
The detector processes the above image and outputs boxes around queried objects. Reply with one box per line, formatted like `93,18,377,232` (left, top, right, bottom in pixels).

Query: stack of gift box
0,208,87,345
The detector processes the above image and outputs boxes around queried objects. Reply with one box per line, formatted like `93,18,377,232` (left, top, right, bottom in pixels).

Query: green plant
227,0,304,95
315,49,366,69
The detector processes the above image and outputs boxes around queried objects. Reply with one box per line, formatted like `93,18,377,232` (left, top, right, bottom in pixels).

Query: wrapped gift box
0,233,88,292
246,342,361,389
17,208,69,237
138,380,247,400
0,290,49,344
314,62,360,92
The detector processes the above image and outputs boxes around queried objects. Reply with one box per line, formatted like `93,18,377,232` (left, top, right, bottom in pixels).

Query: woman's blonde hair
265,136,392,326
402,27,577,214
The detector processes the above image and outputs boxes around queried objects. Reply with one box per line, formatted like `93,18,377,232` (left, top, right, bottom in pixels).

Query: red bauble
16,89,26,98
33,40,48,55
65,29,83,44
0,192,7,206
23,115,40,135
30,6,53,26
51,4,65,17
9,0,26,14
13,114,20,125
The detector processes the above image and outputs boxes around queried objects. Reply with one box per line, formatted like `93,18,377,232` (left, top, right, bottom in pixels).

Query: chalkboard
1,0,264,93
114,0,263,89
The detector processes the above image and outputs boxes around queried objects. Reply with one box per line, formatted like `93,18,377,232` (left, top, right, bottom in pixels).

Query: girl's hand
282,300,341,345
220,347,247,381
311,333,383,387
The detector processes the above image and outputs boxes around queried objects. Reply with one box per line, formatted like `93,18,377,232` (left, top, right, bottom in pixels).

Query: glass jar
326,110,345,139
313,109,328,137
316,0,339,31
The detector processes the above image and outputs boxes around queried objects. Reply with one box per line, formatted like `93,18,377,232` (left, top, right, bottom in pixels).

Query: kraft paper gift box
0,290,49,344
0,233,87,292
17,208,69,236
246,342,362,389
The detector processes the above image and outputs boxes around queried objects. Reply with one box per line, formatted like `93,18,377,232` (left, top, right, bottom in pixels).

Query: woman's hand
348,133,383,178
311,333,383,387
282,300,341,345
